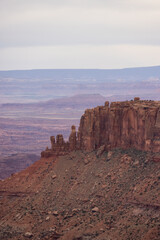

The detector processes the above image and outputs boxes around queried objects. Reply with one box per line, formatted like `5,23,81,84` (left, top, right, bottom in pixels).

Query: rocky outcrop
69,125,77,151
41,125,77,157
78,98,160,153
41,98,160,157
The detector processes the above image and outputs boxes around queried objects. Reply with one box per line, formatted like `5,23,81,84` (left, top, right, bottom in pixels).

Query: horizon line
0,65,160,72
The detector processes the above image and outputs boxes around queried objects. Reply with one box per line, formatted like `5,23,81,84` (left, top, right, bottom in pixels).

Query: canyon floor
0,148,159,240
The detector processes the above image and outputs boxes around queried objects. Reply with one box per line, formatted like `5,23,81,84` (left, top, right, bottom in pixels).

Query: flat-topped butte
41,98,160,157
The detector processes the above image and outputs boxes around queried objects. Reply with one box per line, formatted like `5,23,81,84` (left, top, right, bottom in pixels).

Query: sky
0,0,160,70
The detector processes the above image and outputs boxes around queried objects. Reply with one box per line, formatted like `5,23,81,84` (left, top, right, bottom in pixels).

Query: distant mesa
41,97,160,157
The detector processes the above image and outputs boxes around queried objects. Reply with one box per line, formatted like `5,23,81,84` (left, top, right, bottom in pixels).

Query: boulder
92,207,99,212
24,232,33,238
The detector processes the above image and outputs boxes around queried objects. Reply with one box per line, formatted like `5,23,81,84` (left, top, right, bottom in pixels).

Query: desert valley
1,0,160,239
0,97,160,239
0,67,160,179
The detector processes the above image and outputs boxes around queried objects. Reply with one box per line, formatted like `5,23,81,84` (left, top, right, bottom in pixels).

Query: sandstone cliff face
78,99,160,152
41,98,160,157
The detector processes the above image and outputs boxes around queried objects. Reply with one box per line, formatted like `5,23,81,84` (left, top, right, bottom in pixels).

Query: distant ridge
0,65,160,104
1,94,106,108
1,65,160,72
0,65,160,79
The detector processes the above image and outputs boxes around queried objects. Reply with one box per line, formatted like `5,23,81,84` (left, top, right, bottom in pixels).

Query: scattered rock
133,160,139,166
84,158,89,164
53,211,58,216
132,208,143,216
15,213,21,219
102,184,107,189
107,172,112,177
49,227,56,232
107,151,113,160
52,174,57,179
111,175,116,181
152,156,160,162
72,208,79,213
92,207,99,212
46,216,50,221
97,145,105,157
100,228,104,232
24,232,33,238
82,198,89,203
98,172,103,178
121,154,132,164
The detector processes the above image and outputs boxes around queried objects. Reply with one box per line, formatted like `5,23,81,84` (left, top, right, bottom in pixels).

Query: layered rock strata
41,98,160,157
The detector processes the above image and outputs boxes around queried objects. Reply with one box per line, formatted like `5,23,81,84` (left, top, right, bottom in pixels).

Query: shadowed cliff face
42,98,160,157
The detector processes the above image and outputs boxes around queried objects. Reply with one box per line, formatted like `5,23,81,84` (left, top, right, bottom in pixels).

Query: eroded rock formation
79,98,160,152
41,126,77,157
41,98,160,157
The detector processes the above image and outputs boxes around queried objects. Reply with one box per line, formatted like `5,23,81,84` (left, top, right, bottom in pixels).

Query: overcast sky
0,0,160,70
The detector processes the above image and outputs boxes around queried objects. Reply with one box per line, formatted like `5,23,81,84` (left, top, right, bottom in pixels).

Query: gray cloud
0,0,160,69
1,1,160,48
1,0,160,10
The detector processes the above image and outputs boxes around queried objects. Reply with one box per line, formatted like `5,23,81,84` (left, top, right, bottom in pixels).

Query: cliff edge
41,98,160,157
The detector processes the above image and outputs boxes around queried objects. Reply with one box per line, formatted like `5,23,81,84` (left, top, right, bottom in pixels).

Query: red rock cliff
78,98,160,152
41,98,160,157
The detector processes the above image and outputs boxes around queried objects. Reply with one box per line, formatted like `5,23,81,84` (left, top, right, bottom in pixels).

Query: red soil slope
0,148,160,240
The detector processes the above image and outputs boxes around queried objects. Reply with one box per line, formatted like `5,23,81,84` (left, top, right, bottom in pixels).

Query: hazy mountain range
0,66,160,179
0,66,160,103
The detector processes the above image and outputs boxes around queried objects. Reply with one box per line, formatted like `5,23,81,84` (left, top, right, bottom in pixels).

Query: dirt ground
0,148,160,240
